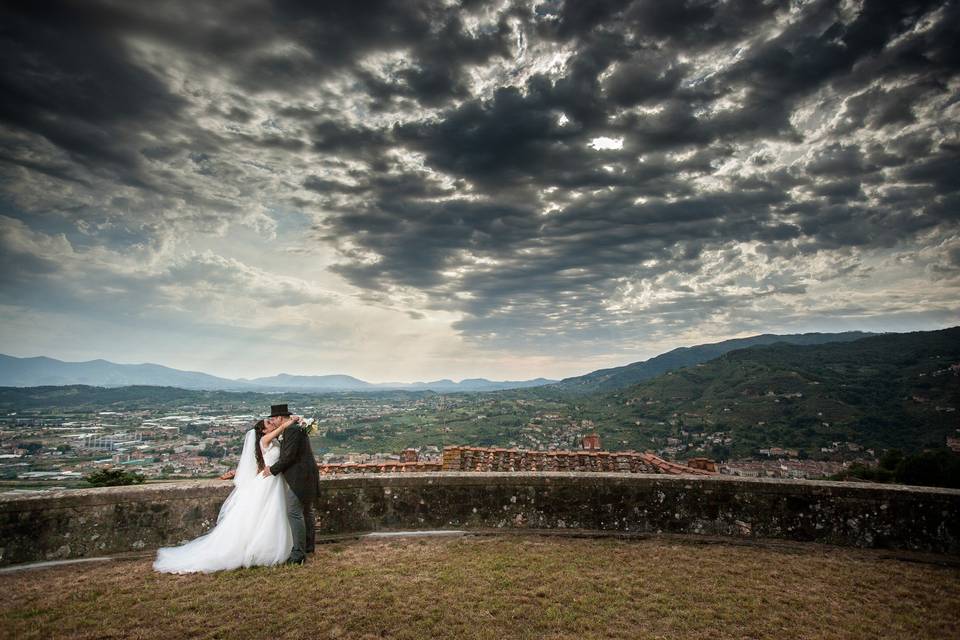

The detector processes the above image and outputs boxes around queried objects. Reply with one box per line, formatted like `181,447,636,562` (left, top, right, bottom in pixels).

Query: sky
0,0,958,383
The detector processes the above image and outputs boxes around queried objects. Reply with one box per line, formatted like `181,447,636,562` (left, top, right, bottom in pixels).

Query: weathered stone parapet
0,481,232,567
319,461,443,475
1,473,959,567
440,445,715,474
313,473,960,554
320,445,710,475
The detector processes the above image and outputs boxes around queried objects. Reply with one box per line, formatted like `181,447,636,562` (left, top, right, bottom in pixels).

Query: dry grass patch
2,536,958,640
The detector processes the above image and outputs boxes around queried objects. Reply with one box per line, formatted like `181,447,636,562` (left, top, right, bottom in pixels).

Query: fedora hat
270,403,291,417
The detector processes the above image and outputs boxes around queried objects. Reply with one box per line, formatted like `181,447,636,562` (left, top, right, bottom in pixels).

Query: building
581,433,601,450
947,436,960,454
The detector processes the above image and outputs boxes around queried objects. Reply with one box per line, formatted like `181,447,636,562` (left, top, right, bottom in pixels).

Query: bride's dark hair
253,420,266,472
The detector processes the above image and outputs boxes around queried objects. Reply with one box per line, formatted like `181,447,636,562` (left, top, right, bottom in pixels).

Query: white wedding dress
153,429,293,573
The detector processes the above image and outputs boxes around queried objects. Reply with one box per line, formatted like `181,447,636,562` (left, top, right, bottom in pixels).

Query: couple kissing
154,404,320,573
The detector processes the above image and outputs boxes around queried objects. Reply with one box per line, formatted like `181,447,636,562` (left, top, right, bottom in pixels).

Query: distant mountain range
241,372,556,393
0,355,555,393
2,327,956,459
0,330,877,393
0,356,241,390
548,331,875,393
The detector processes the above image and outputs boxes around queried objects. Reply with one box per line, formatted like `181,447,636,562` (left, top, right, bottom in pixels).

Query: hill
594,327,960,457
0,355,554,392
246,373,556,392
0,385,439,412
0,355,250,391
549,331,874,393
2,328,955,459
243,373,373,390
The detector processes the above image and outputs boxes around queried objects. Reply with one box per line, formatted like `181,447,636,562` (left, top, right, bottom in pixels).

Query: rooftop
2,534,958,639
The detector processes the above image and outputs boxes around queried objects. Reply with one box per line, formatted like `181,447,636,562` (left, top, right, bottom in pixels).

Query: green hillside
548,331,873,393
601,327,960,457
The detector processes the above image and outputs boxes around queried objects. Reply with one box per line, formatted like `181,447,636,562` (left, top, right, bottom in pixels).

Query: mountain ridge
595,326,960,456
548,331,877,393
0,354,555,393
0,330,903,394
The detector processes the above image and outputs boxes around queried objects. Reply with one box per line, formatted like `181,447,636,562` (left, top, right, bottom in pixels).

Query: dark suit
269,426,320,557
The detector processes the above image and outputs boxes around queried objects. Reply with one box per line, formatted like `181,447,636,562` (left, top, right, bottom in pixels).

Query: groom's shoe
285,557,305,566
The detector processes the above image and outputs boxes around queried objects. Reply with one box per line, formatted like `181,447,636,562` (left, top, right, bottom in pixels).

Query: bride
153,416,298,573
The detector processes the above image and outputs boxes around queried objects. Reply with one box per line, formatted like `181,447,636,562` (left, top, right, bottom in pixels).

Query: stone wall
317,445,713,475
319,461,443,474
440,446,715,474
314,473,960,553
2,473,959,566
0,481,232,567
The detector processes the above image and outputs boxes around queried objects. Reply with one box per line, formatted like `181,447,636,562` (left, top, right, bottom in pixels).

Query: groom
260,403,320,564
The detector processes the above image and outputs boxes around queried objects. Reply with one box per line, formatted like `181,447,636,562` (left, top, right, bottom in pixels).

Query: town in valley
0,390,889,493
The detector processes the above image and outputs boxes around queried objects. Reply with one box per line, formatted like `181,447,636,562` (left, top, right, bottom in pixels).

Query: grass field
2,535,958,639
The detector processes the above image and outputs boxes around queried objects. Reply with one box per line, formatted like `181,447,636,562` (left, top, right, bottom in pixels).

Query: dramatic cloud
0,0,958,380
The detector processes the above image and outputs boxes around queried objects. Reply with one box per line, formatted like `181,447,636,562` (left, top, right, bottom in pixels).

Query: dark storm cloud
395,84,586,188
1,0,959,352
187,0,513,106
537,0,779,46
358,10,514,107
0,1,185,188
897,142,960,195
316,0,960,341
0,0,512,195
311,121,393,163
602,51,689,108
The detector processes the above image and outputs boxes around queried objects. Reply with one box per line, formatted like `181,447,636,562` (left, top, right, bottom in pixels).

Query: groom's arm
268,427,304,476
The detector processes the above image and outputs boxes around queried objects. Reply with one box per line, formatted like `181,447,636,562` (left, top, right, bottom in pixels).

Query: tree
879,449,904,471
85,467,145,487
834,449,960,489
710,444,731,461
198,444,223,458
895,450,960,489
